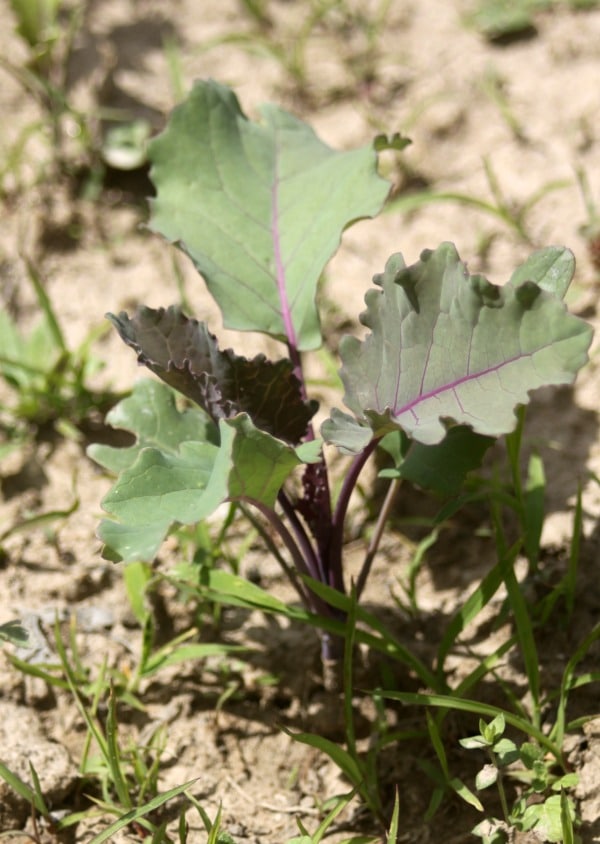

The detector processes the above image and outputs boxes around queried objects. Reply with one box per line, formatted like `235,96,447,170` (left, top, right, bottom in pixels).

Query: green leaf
324,243,592,450
285,729,363,786
321,408,373,455
520,741,544,768
521,794,574,843
552,772,579,791
378,426,494,496
0,620,30,647
484,714,506,743
508,246,575,300
216,414,321,505
122,561,152,625
0,308,60,389
147,79,390,350
87,780,198,844
0,761,49,817
97,520,175,564
143,642,248,675
96,433,219,562
493,738,519,765
449,776,484,811
88,379,217,474
95,410,317,562
464,0,547,41
9,0,60,49
386,789,401,844
475,765,498,790
460,736,488,750
101,439,219,527
374,132,412,152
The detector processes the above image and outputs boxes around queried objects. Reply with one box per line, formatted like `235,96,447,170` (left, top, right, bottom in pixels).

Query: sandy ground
1,0,600,841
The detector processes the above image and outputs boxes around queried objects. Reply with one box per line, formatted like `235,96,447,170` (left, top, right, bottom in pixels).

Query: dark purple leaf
107,306,317,445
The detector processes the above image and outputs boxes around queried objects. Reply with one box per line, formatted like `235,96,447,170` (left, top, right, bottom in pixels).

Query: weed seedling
0,614,202,842
386,155,570,246
0,259,116,436
461,714,578,843
576,165,600,271
89,80,592,678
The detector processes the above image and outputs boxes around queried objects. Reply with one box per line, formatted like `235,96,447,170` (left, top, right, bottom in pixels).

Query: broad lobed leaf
324,243,592,451
147,79,390,351
89,381,320,562
88,379,217,474
106,305,317,445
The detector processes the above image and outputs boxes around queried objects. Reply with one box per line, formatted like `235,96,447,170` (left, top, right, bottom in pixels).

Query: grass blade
386,788,400,843
0,762,49,816
25,257,67,354
88,780,198,844
105,684,133,809
499,552,540,726
380,691,563,763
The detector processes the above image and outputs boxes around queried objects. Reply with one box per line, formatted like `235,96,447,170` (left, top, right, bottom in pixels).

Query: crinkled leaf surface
89,381,320,561
324,243,592,450
107,306,317,445
147,79,390,350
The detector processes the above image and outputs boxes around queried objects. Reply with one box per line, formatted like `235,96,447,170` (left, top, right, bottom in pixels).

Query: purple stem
328,438,380,594
277,489,324,582
240,503,313,607
355,476,401,599
251,499,335,618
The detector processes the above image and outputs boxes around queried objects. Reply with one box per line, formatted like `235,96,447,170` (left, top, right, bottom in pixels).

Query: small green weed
0,259,116,435
576,166,600,271
1,610,245,841
3,0,153,195
462,714,579,843
2,0,90,188
386,156,570,247
465,0,599,42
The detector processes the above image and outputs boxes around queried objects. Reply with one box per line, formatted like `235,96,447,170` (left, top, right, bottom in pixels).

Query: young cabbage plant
88,80,593,665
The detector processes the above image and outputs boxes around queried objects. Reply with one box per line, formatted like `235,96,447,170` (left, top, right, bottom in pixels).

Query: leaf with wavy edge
106,306,317,445
88,379,217,474
323,243,592,450
147,79,390,351
93,400,321,562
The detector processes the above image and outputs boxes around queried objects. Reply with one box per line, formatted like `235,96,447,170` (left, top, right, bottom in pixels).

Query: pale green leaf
95,411,316,562
147,79,390,350
508,246,575,300
88,379,217,474
521,794,575,843
475,764,498,790
324,243,592,450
